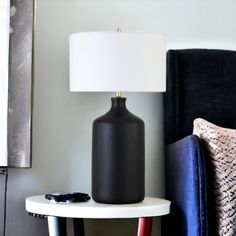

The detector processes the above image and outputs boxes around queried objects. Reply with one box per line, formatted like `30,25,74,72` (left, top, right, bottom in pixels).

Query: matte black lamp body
92,97,145,204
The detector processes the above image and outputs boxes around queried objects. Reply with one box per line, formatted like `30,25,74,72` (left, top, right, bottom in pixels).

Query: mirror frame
7,0,35,167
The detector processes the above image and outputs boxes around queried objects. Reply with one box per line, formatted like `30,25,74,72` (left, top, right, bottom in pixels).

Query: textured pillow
193,118,236,236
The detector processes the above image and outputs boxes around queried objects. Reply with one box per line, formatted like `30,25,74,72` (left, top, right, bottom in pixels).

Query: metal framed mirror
0,0,34,168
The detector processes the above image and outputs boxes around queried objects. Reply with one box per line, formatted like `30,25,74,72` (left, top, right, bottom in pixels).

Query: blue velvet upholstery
163,49,236,236
164,135,208,236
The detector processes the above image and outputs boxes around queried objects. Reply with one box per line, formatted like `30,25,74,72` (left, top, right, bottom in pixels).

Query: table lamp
69,31,166,204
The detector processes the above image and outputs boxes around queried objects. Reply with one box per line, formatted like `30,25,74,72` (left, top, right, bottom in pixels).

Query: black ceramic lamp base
92,97,145,204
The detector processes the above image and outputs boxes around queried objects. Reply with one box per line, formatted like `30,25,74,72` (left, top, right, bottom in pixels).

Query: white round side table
26,195,170,236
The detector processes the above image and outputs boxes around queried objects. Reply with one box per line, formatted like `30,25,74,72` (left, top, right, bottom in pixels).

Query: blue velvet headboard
164,49,236,144
163,49,236,236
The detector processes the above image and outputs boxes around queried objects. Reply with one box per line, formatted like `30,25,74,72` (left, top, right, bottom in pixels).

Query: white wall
6,0,236,235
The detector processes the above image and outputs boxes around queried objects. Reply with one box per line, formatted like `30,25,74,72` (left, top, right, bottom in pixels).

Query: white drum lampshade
69,31,166,92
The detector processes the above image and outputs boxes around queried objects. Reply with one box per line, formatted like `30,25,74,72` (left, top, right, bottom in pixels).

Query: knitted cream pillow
193,118,236,236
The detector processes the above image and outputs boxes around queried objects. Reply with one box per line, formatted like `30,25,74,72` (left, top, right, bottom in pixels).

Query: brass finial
116,28,122,32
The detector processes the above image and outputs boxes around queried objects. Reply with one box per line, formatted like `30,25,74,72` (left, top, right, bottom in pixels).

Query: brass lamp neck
115,91,122,97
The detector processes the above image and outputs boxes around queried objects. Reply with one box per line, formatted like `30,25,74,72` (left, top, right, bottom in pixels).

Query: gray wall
4,0,236,235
